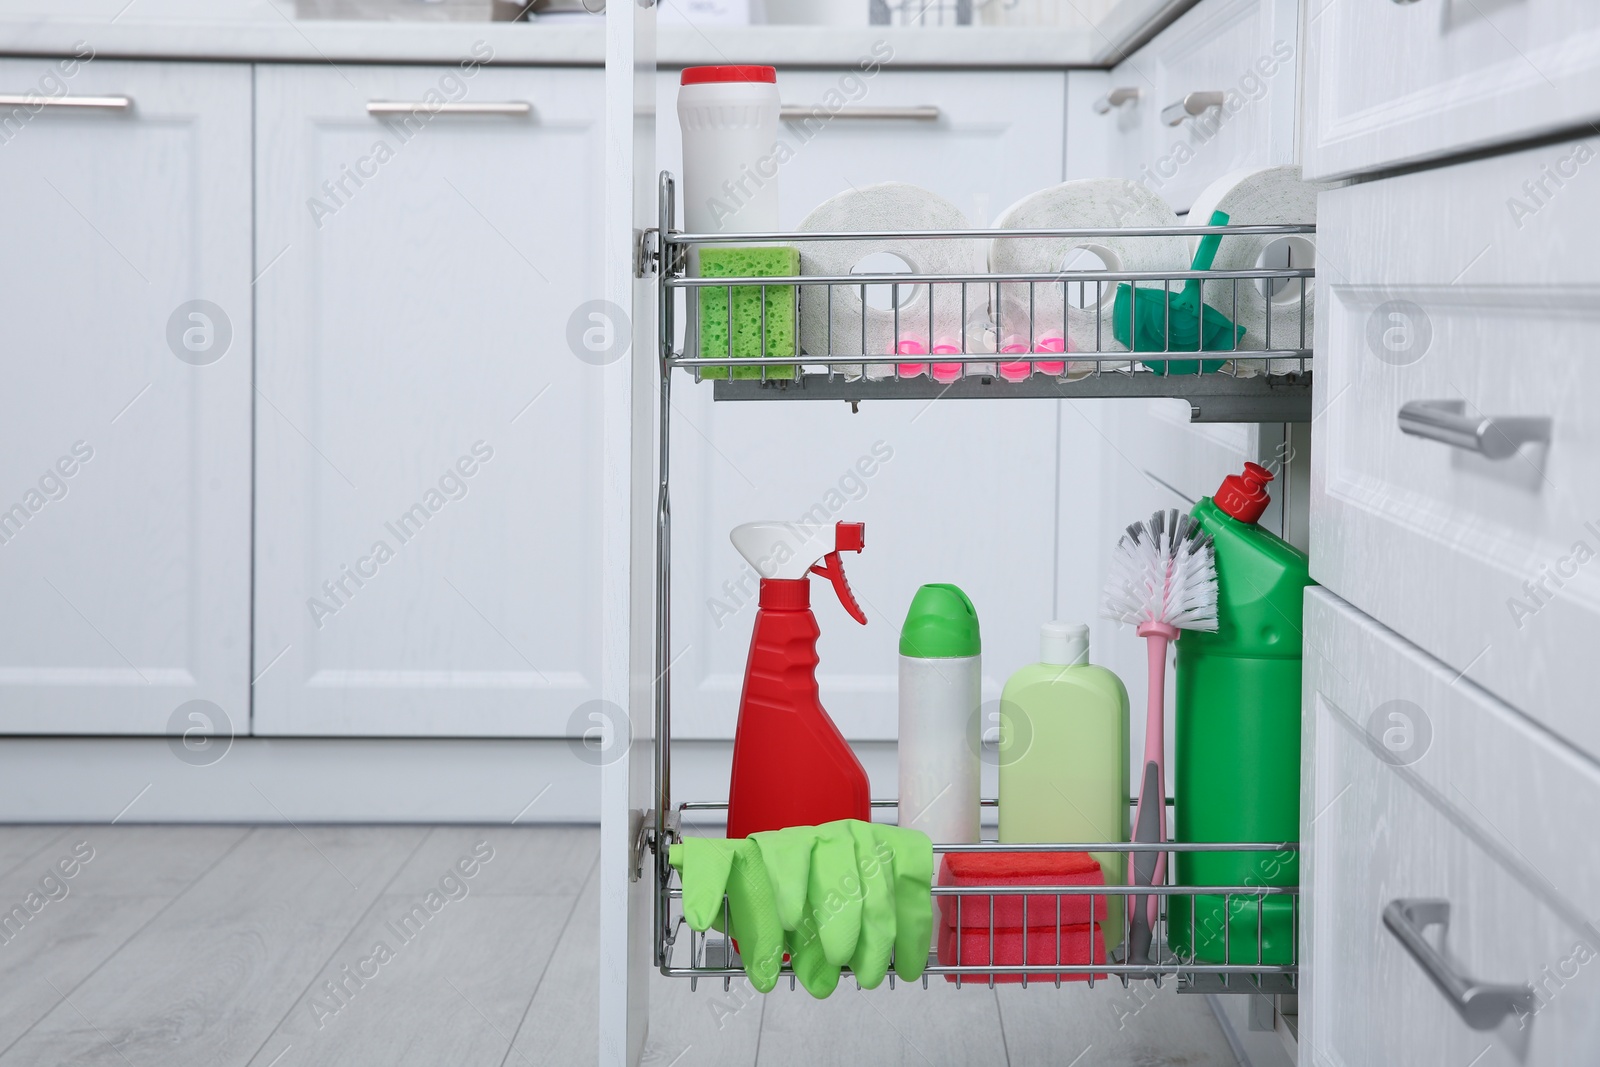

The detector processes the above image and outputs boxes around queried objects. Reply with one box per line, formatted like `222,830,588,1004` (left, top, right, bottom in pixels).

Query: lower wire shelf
656,801,1299,996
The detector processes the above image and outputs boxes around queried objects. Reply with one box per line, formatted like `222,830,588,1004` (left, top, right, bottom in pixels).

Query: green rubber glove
876,823,934,983
671,820,935,999
752,824,815,931
755,822,860,998
846,820,897,988
668,837,785,992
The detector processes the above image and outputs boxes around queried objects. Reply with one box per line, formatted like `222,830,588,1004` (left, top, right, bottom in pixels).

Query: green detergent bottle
1167,462,1311,966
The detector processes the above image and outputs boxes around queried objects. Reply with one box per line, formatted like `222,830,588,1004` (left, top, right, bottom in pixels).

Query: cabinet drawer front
1310,145,1600,761
1303,591,1600,1066
1304,0,1600,180
1091,0,1298,214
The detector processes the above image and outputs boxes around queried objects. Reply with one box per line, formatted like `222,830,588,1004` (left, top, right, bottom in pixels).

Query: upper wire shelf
654,173,1316,423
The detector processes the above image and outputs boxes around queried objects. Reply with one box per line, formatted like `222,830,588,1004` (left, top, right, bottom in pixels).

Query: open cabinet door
598,2,657,1066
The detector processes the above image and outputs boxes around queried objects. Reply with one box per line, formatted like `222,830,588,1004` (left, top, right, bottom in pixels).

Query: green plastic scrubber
697,246,799,380
1111,210,1247,375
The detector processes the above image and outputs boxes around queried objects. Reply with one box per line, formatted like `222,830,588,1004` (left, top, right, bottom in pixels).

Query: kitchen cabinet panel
1302,590,1600,1066
1303,0,1600,181
1310,145,1600,763
0,58,253,734
253,63,607,736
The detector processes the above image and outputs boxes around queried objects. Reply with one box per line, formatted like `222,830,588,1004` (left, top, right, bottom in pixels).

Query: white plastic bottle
676,66,781,235
897,583,982,844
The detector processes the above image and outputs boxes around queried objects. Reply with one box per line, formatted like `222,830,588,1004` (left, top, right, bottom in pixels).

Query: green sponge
697,246,799,380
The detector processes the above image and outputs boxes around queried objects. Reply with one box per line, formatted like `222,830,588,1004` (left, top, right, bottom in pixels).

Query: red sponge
937,851,1106,930
938,921,1108,983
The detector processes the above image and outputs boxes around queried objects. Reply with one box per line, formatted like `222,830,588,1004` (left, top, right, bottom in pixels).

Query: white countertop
0,0,1119,67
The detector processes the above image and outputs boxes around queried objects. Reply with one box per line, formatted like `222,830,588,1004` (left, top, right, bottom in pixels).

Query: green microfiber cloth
668,819,933,998
1111,209,1247,375
696,246,799,380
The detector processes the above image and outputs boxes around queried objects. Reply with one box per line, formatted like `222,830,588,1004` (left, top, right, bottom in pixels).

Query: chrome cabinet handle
1397,399,1550,461
367,101,531,116
1093,86,1141,114
1161,90,1225,126
1383,899,1534,1031
779,105,940,122
0,94,131,110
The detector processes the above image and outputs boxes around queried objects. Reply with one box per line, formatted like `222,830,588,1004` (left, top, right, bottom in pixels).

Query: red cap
1214,462,1274,524
680,65,777,85
758,577,809,610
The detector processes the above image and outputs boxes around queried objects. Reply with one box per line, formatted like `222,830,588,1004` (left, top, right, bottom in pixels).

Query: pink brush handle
1135,621,1177,930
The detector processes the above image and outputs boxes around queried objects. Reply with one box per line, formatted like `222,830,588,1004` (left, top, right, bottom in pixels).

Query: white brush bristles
1101,509,1220,632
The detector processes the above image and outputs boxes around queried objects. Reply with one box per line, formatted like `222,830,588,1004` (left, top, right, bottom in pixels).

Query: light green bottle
998,622,1130,950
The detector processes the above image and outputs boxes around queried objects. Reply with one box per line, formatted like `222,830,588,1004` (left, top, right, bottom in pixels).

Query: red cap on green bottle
1214,462,1274,524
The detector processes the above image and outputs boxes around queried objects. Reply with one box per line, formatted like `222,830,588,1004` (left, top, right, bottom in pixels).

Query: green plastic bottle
1167,462,1311,966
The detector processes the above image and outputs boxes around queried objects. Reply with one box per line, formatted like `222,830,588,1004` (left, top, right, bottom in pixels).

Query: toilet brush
1103,509,1219,967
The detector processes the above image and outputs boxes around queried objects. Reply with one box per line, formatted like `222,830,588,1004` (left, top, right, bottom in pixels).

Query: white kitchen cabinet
1303,0,1600,181
1311,144,1600,763
655,68,1072,743
1302,590,1600,1066
1090,0,1299,214
0,58,253,734
253,63,608,736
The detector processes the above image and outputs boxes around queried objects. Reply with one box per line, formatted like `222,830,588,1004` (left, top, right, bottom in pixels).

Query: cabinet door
253,63,606,736
0,59,252,734
655,69,1069,743
1089,0,1298,214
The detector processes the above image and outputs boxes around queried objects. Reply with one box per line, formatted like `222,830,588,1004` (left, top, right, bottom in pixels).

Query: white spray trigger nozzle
730,520,867,624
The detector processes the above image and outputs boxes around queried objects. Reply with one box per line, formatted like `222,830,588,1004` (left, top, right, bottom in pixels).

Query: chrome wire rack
644,171,1303,995
653,173,1316,423
657,801,1299,995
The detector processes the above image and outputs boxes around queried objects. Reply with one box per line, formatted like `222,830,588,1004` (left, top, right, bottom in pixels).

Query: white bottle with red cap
677,66,782,235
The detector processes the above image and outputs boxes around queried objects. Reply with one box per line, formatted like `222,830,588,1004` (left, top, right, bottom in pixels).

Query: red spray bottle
726,520,872,839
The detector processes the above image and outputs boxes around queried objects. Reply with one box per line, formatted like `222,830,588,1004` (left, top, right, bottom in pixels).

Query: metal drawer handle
1397,399,1550,461
1383,899,1534,1030
1093,87,1141,114
0,94,131,110
1161,91,1225,127
367,101,531,116
779,105,940,122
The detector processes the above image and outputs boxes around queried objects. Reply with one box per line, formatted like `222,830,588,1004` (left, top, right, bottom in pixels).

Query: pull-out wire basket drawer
657,802,1298,995
652,172,1316,422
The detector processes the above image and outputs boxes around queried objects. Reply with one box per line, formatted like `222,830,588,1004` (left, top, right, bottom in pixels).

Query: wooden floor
0,825,1241,1066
